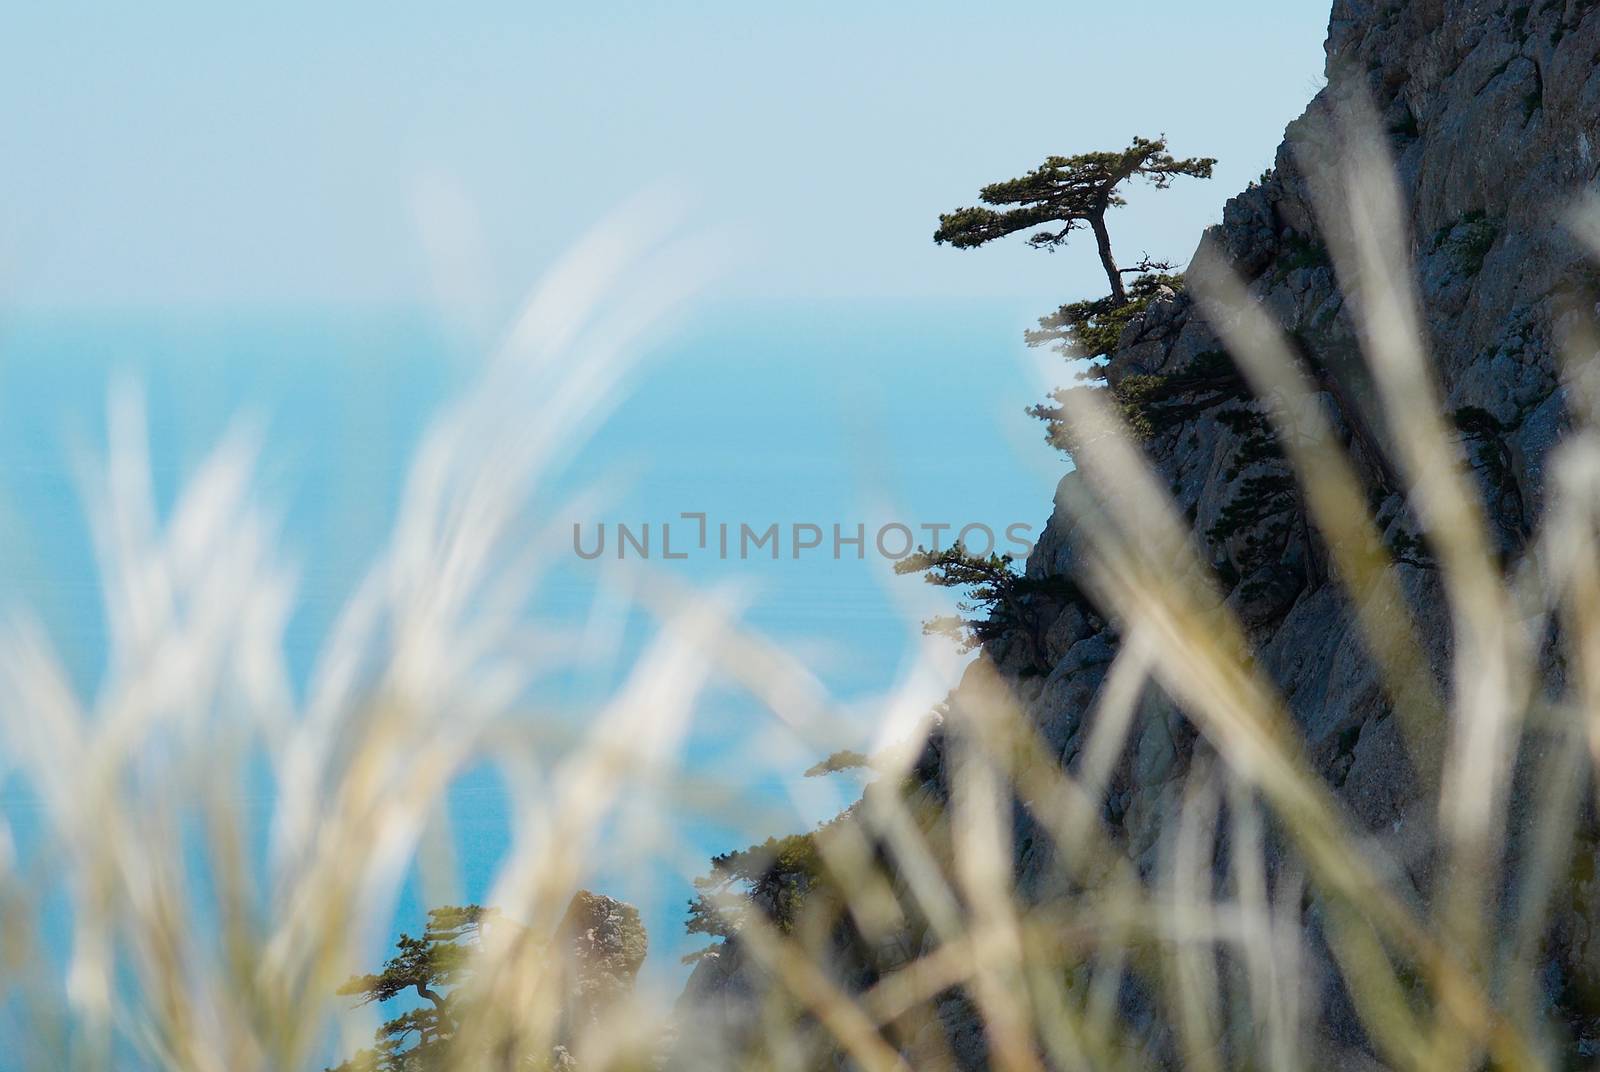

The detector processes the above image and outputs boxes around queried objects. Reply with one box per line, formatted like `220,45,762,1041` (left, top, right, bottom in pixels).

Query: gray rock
1513,384,1568,517
1218,185,1281,280
557,890,648,1031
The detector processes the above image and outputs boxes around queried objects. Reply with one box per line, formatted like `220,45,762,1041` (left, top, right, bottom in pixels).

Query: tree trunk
1090,211,1125,303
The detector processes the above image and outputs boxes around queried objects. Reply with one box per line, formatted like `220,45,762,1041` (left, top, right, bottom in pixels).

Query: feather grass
6,110,1600,1071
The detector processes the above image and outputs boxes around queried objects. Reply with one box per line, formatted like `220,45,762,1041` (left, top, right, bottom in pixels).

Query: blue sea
0,297,1062,989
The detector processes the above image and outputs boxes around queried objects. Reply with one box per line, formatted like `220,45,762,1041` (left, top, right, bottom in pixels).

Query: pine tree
934,135,1215,304
686,833,826,945
894,545,1085,672
329,906,494,1072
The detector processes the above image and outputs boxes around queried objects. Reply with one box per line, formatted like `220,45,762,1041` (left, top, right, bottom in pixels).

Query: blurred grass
2,110,1600,1071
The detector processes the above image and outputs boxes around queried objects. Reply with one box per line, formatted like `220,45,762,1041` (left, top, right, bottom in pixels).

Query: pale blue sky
3,2,1330,314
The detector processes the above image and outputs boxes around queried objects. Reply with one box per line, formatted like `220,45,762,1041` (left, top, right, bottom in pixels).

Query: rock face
557,890,648,1031
680,0,1600,1064
1002,0,1600,1057
1008,0,1600,1058
671,940,766,1066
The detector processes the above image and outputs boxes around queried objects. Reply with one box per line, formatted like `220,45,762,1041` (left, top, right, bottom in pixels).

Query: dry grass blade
1189,240,1447,791
1052,378,1538,1070
1298,106,1531,1032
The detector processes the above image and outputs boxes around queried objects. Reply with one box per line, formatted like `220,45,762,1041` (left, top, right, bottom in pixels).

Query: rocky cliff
1019,0,1599,887
681,0,1600,1064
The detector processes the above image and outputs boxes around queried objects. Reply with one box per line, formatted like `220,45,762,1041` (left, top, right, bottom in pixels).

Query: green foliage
330,1009,448,1072
1114,349,1247,440
939,136,1214,464
337,906,486,1006
935,135,1213,302
1025,272,1184,364
680,942,722,966
804,749,870,778
893,545,1084,671
1205,405,1298,575
1029,348,1246,451
934,136,1214,253
329,906,493,1072
687,833,826,940
1208,470,1297,567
